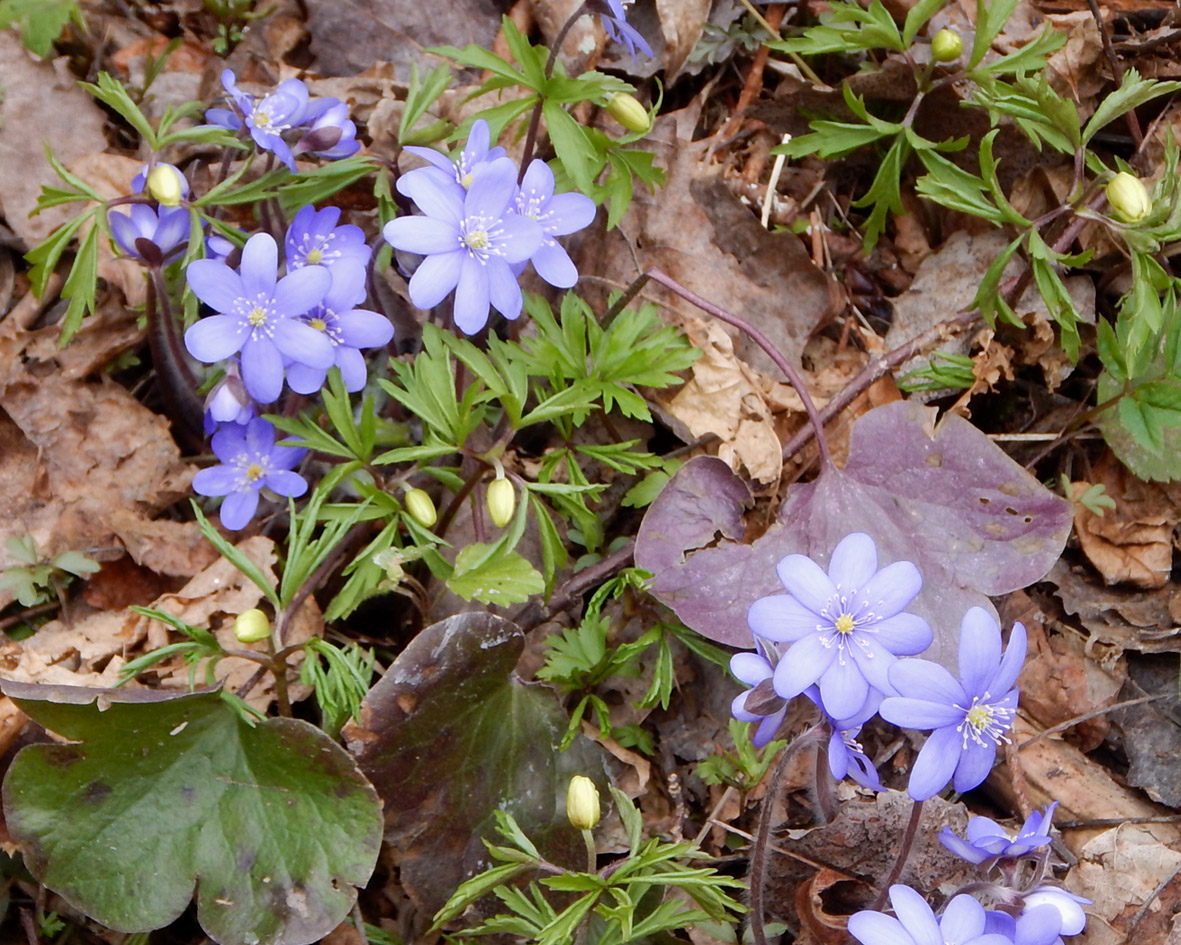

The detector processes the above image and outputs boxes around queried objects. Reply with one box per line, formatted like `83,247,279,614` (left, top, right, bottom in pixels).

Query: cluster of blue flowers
107,75,392,532
383,120,597,334
731,534,1088,945
206,70,359,172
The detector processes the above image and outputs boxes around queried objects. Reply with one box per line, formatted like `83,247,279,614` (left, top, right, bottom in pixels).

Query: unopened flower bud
487,477,516,528
405,488,437,528
566,776,600,830
607,93,651,134
1106,171,1152,224
147,164,185,207
931,29,962,63
234,608,270,643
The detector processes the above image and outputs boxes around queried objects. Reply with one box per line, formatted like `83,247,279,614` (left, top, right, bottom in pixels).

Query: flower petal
495,213,544,264
888,658,967,706
907,725,962,800
889,885,941,945
336,309,394,349
958,606,1002,696
239,233,278,299
464,158,518,219
187,259,244,313
530,240,578,288
847,911,909,945
407,250,464,309
264,469,308,497
220,490,260,531
272,265,332,318
938,827,990,864
748,594,822,643
859,560,922,619
827,533,877,589
285,362,325,395
773,633,837,701
383,216,461,256
953,735,997,794
192,466,241,497
870,612,932,656
879,696,965,731
453,253,490,334
818,654,869,720
939,895,986,943
185,315,243,362
274,317,336,369
240,337,284,403
775,554,837,614
731,652,773,687
486,259,523,319
849,638,897,695
397,168,465,224
989,620,1027,696
542,192,597,235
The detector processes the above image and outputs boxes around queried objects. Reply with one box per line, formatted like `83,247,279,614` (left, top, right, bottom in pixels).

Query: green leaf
447,547,544,604
2,682,382,945
969,0,1018,68
81,73,157,147
25,214,86,299
852,135,909,251
59,221,100,343
902,0,945,45
0,0,82,57
191,503,281,608
1083,69,1181,144
400,62,454,145
544,101,601,197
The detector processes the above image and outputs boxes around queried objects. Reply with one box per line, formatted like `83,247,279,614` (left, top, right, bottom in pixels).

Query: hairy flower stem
645,268,834,469
267,631,293,718
871,799,925,911
146,265,204,451
518,1,591,183
749,722,825,945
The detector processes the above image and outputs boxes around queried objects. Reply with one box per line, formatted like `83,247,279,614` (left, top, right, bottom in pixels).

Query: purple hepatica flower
109,205,189,266
284,205,371,272
730,640,787,748
286,260,393,394
295,99,360,160
184,232,334,403
514,160,596,288
193,418,307,530
1021,888,1089,938
940,802,1058,865
748,532,932,721
986,906,1072,945
848,885,1013,945
383,158,543,334
405,119,508,192
206,71,313,172
805,686,885,791
880,607,1026,801
593,0,654,61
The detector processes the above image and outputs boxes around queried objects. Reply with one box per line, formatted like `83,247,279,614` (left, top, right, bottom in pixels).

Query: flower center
460,171,474,189
309,317,327,332
955,695,1015,749
465,228,489,250
305,248,323,265
834,613,856,635
245,463,264,481
247,306,268,327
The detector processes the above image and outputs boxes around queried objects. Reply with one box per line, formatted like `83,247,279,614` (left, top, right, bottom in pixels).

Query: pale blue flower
748,532,931,720
593,0,654,61
404,118,507,192
284,205,371,271
514,159,596,288
193,418,307,530
849,886,1012,945
730,641,786,748
940,803,1058,864
880,608,1026,801
383,158,543,333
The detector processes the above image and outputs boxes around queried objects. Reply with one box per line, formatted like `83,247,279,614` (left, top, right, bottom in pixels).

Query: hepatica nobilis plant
731,532,1089,945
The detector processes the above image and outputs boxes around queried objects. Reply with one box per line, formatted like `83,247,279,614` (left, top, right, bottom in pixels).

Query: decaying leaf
636,401,1072,668
343,612,605,915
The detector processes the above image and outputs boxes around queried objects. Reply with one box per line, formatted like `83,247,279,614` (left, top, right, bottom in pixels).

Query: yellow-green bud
1106,171,1152,224
405,488,437,528
930,29,962,63
607,93,651,134
147,164,184,207
566,776,600,830
486,477,516,528
234,608,270,643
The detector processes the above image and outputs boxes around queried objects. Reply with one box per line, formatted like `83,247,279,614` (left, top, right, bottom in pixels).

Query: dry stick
1085,0,1143,148
645,268,834,469
1017,693,1168,750
748,723,825,945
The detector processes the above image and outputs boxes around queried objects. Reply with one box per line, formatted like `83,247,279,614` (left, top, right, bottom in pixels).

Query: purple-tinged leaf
636,401,1071,666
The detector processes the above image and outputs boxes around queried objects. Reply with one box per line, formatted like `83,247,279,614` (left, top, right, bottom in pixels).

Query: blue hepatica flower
295,99,360,160
108,204,189,265
515,159,597,289
1019,888,1089,938
193,418,307,530
593,0,654,61
203,360,254,434
383,157,543,334
284,205,371,272
880,607,1026,801
984,905,1068,945
405,119,507,192
748,532,932,720
286,260,393,394
730,640,787,748
940,802,1058,865
848,885,1012,945
804,686,885,791
207,71,315,171
184,232,334,403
